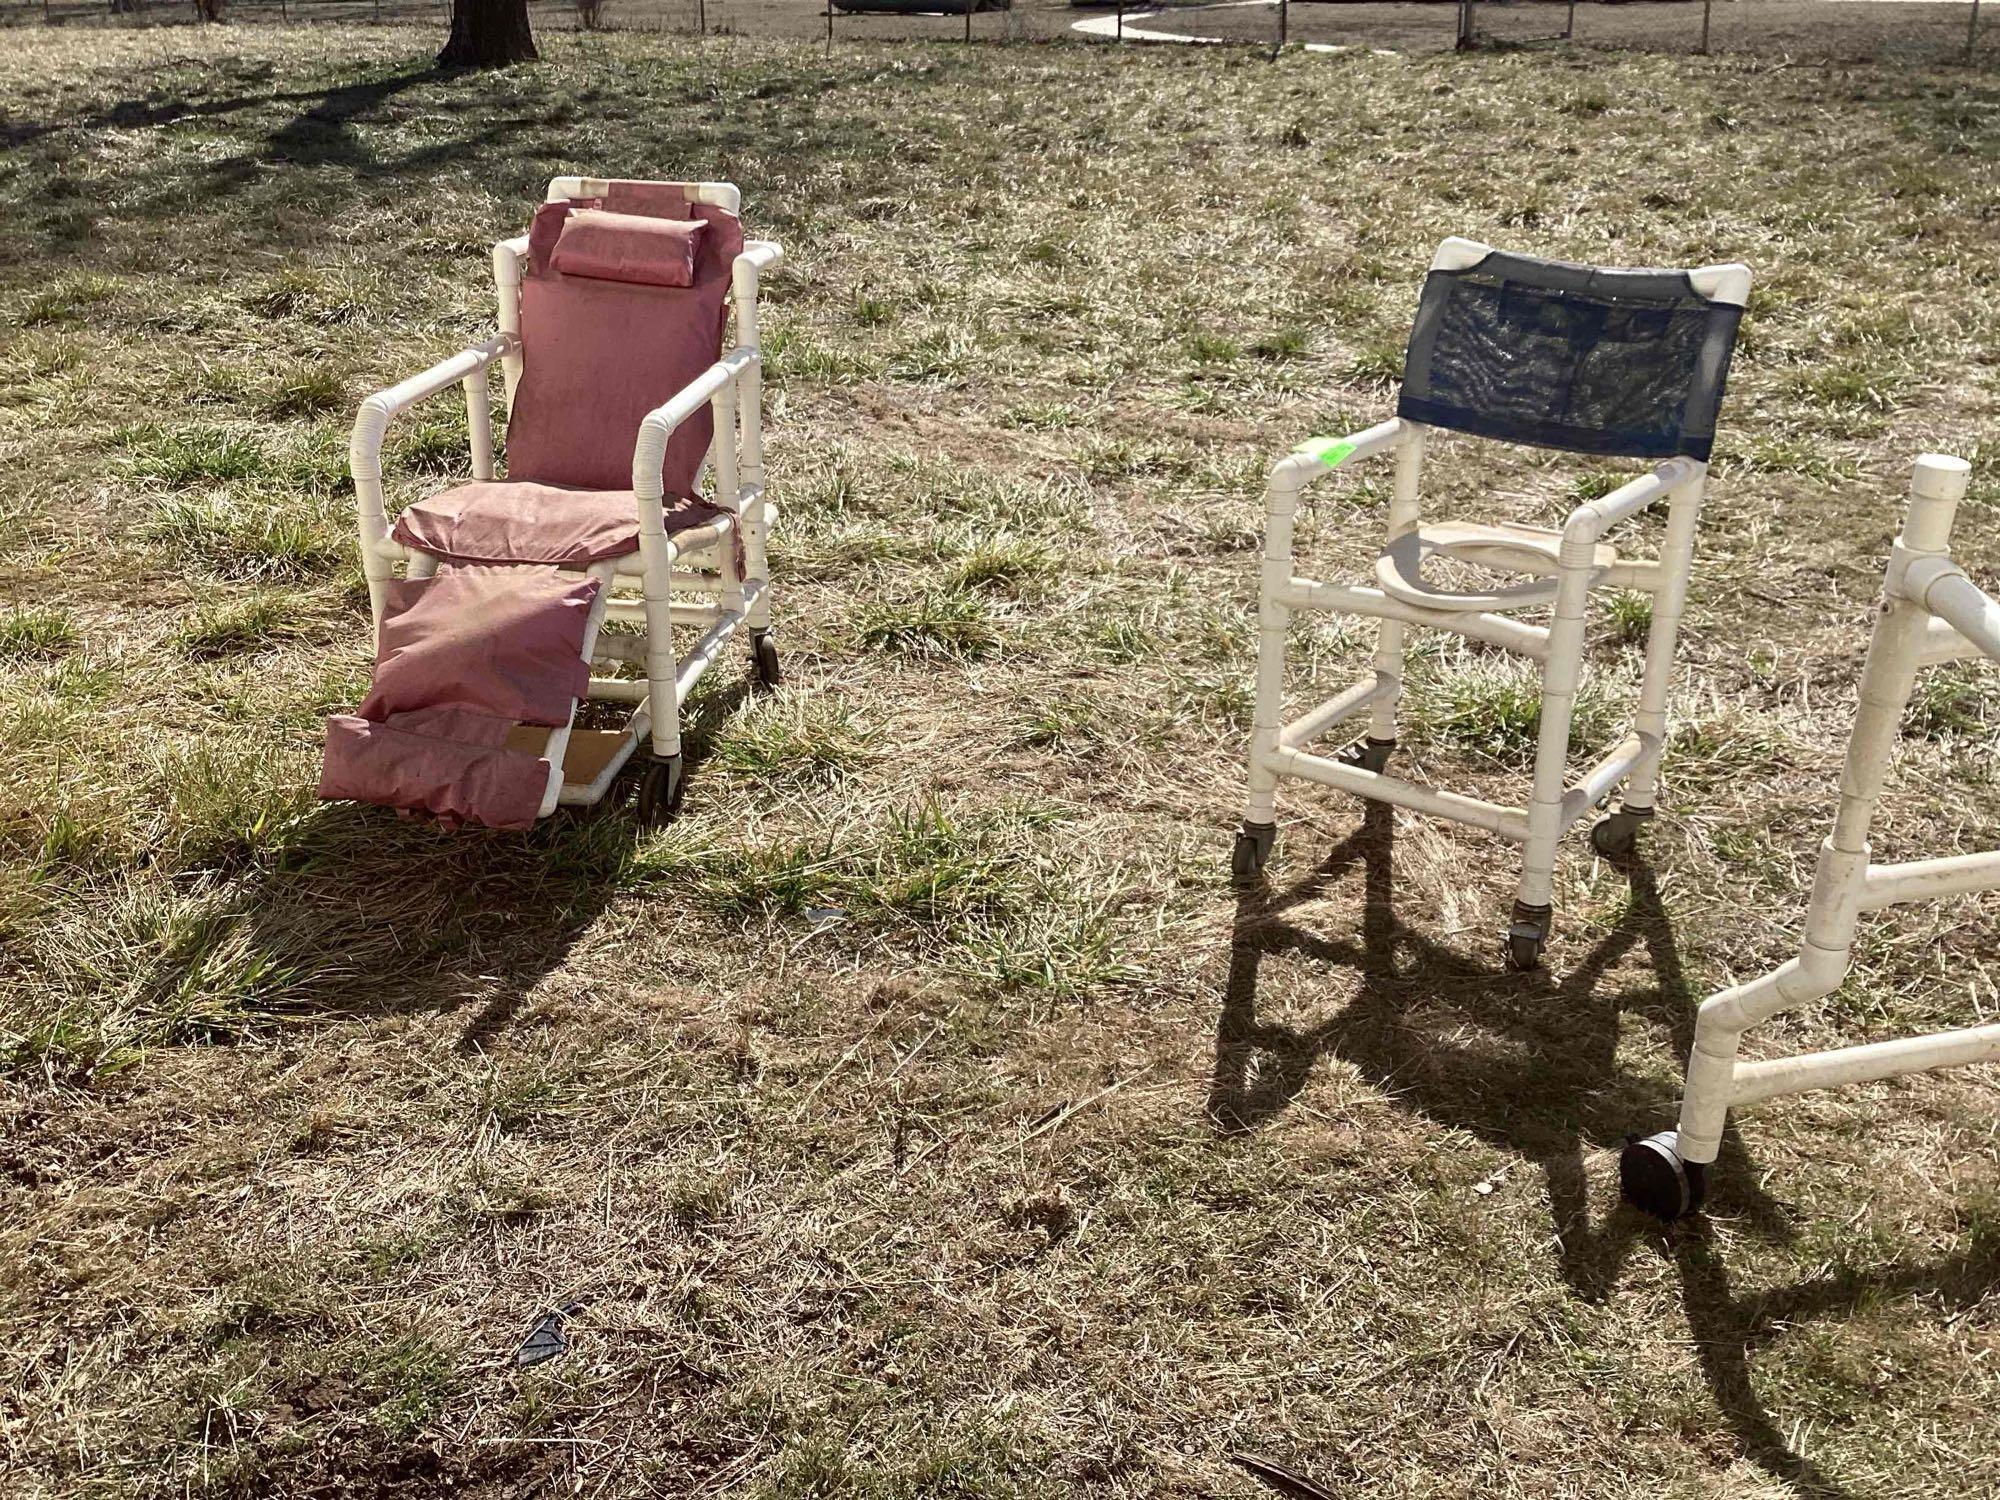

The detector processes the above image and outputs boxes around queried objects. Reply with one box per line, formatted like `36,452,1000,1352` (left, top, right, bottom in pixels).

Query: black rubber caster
1620,1129,1707,1220
1590,804,1653,858
1232,821,1276,883
1505,900,1551,970
635,753,684,827
750,629,781,689
1338,736,1396,774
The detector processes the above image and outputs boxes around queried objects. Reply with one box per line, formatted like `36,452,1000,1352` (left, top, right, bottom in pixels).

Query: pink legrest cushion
319,567,601,830
505,192,745,499
360,566,600,726
390,480,730,568
552,209,705,289
320,708,549,831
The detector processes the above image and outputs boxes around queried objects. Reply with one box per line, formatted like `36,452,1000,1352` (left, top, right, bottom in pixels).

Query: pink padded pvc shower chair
320,178,783,829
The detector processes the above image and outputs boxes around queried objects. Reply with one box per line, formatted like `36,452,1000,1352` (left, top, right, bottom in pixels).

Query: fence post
1116,0,1123,42
826,0,832,48
1699,0,1712,54
1564,0,1575,40
1456,0,1473,49
1970,0,1983,65
1278,0,1287,51
699,0,706,31
964,0,971,43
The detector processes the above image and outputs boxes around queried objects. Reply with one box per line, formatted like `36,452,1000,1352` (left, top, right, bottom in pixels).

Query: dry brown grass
1,23,1998,1499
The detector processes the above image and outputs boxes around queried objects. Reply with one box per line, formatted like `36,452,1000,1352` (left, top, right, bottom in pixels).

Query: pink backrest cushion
505,186,745,499
552,209,705,289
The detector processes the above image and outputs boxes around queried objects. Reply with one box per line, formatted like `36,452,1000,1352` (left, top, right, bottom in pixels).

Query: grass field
2,23,1998,1500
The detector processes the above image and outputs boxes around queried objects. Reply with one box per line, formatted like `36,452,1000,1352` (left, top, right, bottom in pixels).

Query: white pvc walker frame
1236,238,1751,970
347,178,785,822
1625,454,2000,1218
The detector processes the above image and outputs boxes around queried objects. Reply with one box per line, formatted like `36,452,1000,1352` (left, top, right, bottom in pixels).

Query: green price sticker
1296,436,1358,469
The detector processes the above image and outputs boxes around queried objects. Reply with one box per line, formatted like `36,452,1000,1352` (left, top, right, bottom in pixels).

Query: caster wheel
1505,901,1551,971
751,629,781,689
635,754,684,827
1506,927,1544,971
1590,806,1652,858
1620,1130,1707,1219
1338,736,1396,774
1232,821,1276,883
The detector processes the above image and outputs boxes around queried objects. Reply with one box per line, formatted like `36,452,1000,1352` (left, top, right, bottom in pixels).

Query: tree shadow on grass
0,63,439,150
1211,804,1991,1499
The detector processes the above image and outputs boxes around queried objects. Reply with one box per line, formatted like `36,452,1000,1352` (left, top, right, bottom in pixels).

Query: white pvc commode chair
1233,240,1750,969
1624,454,2000,1219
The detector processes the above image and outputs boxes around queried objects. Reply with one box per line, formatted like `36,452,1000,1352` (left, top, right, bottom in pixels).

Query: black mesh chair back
1398,246,1745,462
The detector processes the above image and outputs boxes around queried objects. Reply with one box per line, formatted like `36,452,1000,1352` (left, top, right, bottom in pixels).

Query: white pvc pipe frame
1241,237,1748,920
1671,453,2000,1166
348,178,784,819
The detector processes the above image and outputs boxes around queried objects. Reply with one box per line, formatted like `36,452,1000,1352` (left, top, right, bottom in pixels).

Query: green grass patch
854,588,1000,660
0,607,77,662
141,493,345,581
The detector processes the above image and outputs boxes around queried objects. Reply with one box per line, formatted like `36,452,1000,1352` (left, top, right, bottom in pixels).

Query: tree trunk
439,0,538,67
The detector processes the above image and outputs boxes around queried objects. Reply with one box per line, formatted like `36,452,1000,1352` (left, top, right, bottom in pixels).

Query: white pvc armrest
1268,417,1414,494
1562,457,1699,543
350,335,513,477
737,240,783,275
357,336,511,422
631,346,760,501
731,241,784,348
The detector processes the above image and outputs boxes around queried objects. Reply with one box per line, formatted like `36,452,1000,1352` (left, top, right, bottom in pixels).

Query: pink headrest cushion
550,209,706,289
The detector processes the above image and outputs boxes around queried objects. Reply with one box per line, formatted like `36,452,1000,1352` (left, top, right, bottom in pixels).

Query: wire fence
1,0,1989,68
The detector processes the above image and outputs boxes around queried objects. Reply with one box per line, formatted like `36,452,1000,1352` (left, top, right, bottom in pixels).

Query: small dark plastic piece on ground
1229,1452,1340,1500
636,753,684,826
515,1303,584,1368
1232,821,1277,883
1591,802,1655,857
1337,735,1397,773
1620,1130,1708,1220
1505,899,1552,970
751,628,781,688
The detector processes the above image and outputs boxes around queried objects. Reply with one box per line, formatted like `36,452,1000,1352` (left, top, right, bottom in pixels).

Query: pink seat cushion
391,481,731,568
393,482,644,567
552,210,705,289
360,566,599,727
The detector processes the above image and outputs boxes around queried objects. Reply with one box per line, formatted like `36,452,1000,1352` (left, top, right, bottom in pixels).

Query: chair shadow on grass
1669,1220,2000,1500
1210,803,1992,1499
136,681,747,1057
1209,801,1787,1299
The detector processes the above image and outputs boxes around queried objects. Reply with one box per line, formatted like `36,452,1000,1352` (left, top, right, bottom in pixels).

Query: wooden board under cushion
502,725,634,786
